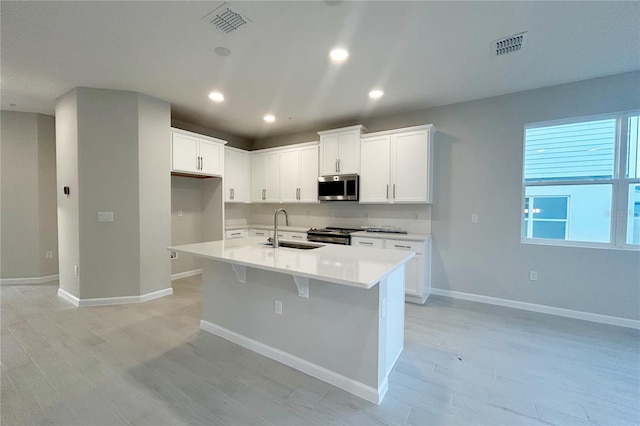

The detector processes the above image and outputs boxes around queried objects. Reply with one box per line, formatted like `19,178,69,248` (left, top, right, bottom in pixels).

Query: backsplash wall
225,203,431,234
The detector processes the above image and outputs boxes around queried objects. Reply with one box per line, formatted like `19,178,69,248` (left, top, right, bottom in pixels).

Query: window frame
521,110,640,250
523,195,570,240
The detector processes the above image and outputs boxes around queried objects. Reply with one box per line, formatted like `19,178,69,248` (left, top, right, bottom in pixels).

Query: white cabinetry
171,128,226,177
225,148,250,203
318,125,365,175
351,235,431,304
359,125,434,204
279,145,319,203
249,228,271,238
225,229,248,239
251,152,280,202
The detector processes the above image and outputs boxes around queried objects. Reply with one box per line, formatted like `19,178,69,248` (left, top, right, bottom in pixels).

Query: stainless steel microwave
318,174,359,201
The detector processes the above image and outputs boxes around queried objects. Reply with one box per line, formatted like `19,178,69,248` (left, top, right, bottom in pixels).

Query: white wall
1,112,57,280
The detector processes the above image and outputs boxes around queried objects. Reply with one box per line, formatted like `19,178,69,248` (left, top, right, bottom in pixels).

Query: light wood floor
1,276,638,425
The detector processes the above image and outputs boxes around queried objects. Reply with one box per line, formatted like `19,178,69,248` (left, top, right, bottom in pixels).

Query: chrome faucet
273,208,290,248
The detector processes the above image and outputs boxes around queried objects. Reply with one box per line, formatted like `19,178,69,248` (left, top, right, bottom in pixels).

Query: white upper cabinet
359,124,434,204
318,125,365,175
224,148,250,203
279,144,319,203
171,128,226,177
251,151,280,202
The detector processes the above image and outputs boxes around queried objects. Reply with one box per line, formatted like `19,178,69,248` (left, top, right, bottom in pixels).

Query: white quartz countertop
168,237,414,289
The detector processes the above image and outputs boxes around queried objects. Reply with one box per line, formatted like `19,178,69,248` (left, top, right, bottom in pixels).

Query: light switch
177,210,183,217
471,214,479,223
98,212,114,222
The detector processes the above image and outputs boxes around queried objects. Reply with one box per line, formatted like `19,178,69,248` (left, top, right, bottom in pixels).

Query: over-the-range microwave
318,174,359,201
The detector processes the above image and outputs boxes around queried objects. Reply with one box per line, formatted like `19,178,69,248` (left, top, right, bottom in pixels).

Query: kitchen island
168,237,414,404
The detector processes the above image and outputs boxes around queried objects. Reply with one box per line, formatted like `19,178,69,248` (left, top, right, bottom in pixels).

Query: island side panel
381,265,405,379
201,259,380,389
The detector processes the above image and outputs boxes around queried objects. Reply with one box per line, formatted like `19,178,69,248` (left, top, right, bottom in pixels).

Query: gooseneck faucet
273,208,290,248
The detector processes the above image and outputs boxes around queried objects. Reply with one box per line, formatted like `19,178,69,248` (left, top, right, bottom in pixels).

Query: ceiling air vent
203,3,251,34
493,32,527,56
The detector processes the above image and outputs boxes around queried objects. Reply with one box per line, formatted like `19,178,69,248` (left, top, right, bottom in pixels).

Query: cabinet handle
393,184,396,199
335,159,338,172
394,244,412,249
386,184,389,199
359,241,373,246
231,232,241,236
196,156,200,170
262,189,266,200
337,158,341,172
232,188,235,199
292,235,303,239
200,157,204,170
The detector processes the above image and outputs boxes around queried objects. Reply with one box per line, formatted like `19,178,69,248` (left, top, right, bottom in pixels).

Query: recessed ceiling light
369,89,384,99
208,91,224,102
263,114,275,123
329,48,349,63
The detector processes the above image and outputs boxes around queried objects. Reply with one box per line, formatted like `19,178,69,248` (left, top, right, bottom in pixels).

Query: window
523,196,569,240
522,111,640,249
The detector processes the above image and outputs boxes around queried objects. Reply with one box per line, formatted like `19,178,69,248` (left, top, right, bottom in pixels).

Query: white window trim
521,110,640,251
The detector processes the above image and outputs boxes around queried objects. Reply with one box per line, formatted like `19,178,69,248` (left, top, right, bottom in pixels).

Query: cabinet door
351,237,384,248
199,139,223,176
298,146,318,202
338,130,359,174
279,149,300,203
403,256,420,295
225,149,250,202
392,130,429,203
172,132,199,173
320,134,340,175
359,135,391,203
251,154,267,202
264,152,280,202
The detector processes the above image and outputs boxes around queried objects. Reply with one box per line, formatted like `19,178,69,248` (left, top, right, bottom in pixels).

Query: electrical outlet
471,213,479,223
177,210,183,217
529,271,538,281
45,251,53,259
74,265,79,276
274,300,283,315
98,212,114,222
170,251,178,260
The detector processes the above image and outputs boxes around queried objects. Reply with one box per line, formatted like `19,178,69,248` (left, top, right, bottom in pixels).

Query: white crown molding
430,288,640,330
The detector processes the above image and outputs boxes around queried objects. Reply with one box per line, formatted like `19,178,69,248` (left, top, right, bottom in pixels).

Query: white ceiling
2,1,639,139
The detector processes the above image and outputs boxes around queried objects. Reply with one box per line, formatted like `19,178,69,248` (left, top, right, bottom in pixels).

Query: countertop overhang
168,237,414,289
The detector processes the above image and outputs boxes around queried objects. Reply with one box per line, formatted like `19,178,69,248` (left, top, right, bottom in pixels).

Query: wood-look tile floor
1,276,638,425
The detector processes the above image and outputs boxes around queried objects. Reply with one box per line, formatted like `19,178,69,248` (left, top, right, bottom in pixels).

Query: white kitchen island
168,237,414,404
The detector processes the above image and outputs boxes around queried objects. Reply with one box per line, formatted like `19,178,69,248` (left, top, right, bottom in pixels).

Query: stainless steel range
306,227,361,245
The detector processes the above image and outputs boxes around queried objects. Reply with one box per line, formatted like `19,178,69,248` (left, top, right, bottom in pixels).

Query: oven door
318,174,358,201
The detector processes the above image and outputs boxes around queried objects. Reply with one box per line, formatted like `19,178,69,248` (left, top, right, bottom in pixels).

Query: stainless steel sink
262,238,323,250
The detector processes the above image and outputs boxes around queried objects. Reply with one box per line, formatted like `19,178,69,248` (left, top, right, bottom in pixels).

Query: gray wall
171,176,204,275
138,94,171,295
252,71,640,321
1,112,57,280
55,93,80,295
56,87,171,299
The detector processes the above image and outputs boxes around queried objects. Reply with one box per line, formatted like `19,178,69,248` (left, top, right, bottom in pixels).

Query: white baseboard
57,287,173,307
200,320,385,404
171,269,202,281
430,288,640,330
1,274,59,285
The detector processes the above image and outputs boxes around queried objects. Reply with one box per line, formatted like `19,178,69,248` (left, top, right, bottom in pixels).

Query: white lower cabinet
351,236,431,304
225,229,248,239
249,228,271,238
